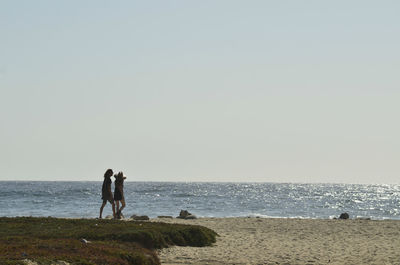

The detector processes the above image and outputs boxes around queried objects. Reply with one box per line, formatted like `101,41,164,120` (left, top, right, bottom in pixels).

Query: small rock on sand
177,210,197,219
339,213,350,219
130,215,150,221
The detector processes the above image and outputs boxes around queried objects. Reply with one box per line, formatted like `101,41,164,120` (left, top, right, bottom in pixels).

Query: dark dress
114,178,124,201
102,177,113,203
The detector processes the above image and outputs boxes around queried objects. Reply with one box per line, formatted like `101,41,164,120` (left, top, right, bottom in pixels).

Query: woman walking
114,171,126,219
99,169,116,219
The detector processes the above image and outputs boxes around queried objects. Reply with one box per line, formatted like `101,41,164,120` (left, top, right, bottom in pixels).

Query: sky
1,1,399,183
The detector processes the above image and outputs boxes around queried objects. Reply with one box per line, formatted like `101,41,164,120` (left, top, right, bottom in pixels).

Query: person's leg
111,200,116,218
99,201,106,218
115,201,120,213
119,198,126,213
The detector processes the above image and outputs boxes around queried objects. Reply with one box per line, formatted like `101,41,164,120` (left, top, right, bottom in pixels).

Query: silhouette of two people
99,169,126,219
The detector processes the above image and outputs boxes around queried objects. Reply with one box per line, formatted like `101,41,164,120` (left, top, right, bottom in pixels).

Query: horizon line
0,179,398,185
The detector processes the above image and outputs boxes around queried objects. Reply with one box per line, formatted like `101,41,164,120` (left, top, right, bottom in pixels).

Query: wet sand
152,217,400,265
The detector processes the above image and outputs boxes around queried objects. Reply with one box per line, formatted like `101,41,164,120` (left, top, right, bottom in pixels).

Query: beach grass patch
0,217,217,265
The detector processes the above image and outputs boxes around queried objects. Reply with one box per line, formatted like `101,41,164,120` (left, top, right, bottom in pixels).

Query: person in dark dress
99,169,116,219
114,171,126,219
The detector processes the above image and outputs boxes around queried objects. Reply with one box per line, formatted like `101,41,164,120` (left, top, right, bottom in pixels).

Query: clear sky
1,1,399,183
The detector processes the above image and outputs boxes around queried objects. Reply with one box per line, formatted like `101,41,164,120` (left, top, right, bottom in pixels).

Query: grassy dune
0,217,217,265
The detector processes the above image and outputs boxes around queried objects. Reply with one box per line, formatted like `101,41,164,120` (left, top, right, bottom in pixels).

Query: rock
105,215,113,219
177,210,189,219
51,261,71,265
22,260,38,265
130,215,150,221
339,213,350,219
23,259,70,265
80,238,90,244
157,216,173,219
177,210,197,220
185,214,197,219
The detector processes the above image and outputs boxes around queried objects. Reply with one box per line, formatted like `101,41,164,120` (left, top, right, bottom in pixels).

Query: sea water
0,181,399,220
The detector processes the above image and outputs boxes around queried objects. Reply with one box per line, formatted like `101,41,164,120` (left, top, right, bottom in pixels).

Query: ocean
0,181,399,220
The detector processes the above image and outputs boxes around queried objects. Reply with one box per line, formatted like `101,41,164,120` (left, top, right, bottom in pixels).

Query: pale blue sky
1,1,399,183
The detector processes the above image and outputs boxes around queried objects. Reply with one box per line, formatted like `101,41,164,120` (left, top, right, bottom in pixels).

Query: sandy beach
153,217,400,265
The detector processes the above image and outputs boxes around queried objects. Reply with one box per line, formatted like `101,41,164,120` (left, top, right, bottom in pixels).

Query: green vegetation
0,217,218,265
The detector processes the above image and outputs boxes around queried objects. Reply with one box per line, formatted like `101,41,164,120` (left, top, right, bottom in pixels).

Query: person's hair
104,169,113,178
115,172,124,183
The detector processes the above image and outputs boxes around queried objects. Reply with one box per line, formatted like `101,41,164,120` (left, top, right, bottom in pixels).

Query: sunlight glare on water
0,181,399,220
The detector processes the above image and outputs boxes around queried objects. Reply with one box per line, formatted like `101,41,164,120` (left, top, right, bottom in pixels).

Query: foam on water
0,181,399,220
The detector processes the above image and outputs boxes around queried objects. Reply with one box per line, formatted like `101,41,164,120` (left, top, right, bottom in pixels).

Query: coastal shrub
0,217,217,265
0,236,157,264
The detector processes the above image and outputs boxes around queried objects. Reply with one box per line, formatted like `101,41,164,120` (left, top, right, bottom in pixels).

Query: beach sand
152,217,400,265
